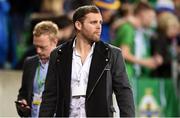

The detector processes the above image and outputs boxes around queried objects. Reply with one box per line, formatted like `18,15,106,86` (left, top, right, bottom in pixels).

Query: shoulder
118,22,134,31
51,41,71,56
49,40,73,63
98,41,122,60
25,55,39,63
22,55,39,70
101,42,125,66
105,42,122,54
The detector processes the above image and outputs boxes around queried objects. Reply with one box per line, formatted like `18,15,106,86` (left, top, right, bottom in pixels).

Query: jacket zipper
87,63,109,100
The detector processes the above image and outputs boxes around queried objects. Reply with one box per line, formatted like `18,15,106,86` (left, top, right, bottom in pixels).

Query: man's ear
51,37,58,45
75,21,82,30
54,38,58,44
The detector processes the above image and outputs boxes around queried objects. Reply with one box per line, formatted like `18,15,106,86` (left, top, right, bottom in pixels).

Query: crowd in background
0,0,180,80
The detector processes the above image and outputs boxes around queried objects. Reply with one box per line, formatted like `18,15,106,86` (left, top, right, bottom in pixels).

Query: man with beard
39,5,135,117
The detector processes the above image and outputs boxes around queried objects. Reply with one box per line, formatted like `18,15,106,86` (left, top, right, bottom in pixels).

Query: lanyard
36,64,45,94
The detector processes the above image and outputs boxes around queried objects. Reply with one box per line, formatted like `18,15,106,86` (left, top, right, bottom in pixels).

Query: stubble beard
82,33,100,45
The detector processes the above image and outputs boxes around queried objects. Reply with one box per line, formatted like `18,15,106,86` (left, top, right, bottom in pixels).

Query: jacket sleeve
16,58,31,117
39,50,58,116
111,48,135,117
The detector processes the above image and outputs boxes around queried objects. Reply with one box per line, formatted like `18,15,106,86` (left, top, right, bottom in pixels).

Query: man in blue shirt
16,21,58,117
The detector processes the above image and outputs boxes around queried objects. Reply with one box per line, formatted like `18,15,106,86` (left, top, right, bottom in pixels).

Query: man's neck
40,58,49,65
131,16,142,29
75,36,93,55
75,36,94,64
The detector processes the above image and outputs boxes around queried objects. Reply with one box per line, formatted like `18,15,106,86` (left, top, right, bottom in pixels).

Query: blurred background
0,0,179,117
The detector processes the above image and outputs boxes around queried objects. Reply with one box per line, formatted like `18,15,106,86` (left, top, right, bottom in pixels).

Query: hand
16,99,31,110
153,54,163,66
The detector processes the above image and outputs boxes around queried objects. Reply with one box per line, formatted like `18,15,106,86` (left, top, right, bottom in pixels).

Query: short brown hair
73,5,100,23
134,1,153,15
33,21,59,40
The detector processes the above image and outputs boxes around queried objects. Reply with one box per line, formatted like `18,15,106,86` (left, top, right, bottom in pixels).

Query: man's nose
97,22,102,29
36,48,42,54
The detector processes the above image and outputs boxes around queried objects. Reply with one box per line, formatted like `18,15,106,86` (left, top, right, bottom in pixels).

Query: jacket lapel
29,56,39,102
57,41,73,114
57,41,73,93
86,41,109,100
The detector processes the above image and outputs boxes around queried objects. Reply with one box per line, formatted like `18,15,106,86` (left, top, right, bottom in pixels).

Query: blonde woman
150,12,179,78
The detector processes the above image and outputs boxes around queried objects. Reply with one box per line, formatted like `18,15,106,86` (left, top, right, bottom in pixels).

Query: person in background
113,1,162,79
16,21,58,117
150,12,180,78
39,5,134,117
111,2,135,31
64,0,93,18
55,15,74,45
0,0,10,68
94,0,121,43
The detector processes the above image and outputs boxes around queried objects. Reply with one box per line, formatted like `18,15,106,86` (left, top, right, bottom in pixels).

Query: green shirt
112,22,135,79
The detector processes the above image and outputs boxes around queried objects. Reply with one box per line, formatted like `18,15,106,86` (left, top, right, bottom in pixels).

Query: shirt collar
73,39,95,56
39,59,49,69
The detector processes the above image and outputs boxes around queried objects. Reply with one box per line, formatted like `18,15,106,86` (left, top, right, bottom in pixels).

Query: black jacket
16,55,39,117
39,40,135,117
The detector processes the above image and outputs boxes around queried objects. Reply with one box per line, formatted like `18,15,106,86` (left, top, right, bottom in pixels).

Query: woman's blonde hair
157,12,179,33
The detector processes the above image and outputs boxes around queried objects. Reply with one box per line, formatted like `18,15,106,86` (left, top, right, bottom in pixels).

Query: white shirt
70,40,95,117
134,28,147,76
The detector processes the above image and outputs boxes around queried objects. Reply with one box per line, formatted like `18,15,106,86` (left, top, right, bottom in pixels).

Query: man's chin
40,58,48,64
90,39,99,43
94,38,100,42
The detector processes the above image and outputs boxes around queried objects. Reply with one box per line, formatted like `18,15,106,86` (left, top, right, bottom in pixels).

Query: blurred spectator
111,3,134,31
155,0,175,14
40,0,64,15
0,0,10,68
94,0,121,43
150,12,180,78
112,1,162,78
173,0,180,20
64,0,93,18
55,15,74,45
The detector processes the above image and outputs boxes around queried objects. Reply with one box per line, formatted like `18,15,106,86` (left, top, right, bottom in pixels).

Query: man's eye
91,21,97,24
40,46,46,50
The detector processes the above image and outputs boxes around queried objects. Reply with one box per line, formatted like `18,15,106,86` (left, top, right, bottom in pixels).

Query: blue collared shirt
31,60,49,117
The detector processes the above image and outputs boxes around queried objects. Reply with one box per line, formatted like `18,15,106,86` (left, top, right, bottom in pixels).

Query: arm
17,58,29,100
16,58,31,116
39,50,58,116
113,23,162,69
111,48,135,117
121,45,162,69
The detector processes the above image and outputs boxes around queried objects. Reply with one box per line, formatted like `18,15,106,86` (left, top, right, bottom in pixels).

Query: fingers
17,99,30,109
